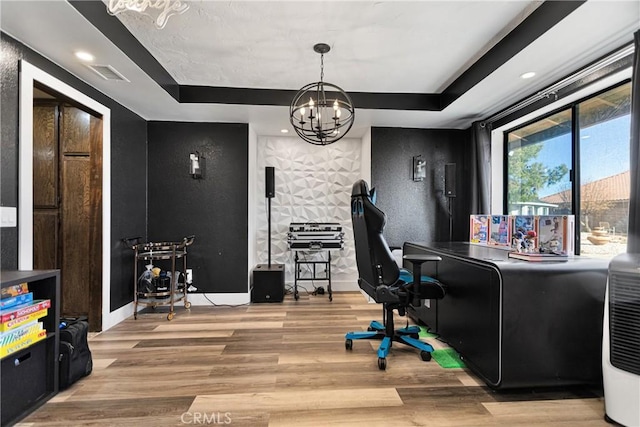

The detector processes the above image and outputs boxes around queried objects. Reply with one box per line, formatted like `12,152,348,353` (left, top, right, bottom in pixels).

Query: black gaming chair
345,179,446,370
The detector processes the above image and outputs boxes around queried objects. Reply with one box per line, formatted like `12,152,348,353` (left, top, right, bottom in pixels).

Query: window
506,109,572,216
505,82,631,258
577,83,631,257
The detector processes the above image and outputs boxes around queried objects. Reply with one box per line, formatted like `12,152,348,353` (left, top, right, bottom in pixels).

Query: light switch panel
0,207,17,228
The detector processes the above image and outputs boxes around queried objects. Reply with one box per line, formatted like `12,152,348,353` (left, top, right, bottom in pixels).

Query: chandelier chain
320,53,324,82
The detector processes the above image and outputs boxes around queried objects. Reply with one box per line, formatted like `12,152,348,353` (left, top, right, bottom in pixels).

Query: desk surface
404,242,609,389
409,241,608,266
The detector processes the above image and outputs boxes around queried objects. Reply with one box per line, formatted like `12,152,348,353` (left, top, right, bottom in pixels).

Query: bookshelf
0,270,60,426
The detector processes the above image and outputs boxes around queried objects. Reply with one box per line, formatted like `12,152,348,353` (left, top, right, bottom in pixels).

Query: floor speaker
265,166,275,198
251,264,285,303
445,163,456,197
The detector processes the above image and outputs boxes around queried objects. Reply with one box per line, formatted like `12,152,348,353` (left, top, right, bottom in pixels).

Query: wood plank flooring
18,291,608,426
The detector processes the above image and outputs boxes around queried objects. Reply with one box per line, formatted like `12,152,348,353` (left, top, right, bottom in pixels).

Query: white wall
255,135,363,291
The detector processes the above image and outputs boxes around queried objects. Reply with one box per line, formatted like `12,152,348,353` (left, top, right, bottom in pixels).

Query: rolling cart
124,235,194,321
287,223,344,301
292,250,335,301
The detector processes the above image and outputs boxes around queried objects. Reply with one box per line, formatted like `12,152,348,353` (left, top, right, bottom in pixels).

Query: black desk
403,242,609,389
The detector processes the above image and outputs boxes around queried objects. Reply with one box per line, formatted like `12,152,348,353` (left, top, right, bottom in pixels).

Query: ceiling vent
85,64,129,82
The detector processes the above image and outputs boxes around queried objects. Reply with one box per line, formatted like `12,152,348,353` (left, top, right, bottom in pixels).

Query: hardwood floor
19,291,608,426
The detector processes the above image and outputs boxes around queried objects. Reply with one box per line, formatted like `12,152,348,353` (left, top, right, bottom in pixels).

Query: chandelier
106,0,189,29
289,43,355,146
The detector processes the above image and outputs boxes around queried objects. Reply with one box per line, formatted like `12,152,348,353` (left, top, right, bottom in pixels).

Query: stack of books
0,283,50,357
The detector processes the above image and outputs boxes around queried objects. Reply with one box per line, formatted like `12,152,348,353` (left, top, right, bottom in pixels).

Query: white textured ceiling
115,1,536,92
1,0,639,136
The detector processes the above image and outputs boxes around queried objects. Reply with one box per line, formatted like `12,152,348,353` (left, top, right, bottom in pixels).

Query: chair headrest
352,179,370,198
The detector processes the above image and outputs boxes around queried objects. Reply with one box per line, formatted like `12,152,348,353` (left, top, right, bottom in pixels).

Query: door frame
18,60,120,331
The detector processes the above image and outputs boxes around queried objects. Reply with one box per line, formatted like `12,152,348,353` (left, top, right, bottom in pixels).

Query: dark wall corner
371,127,472,246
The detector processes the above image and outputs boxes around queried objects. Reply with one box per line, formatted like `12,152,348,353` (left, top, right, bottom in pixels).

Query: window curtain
628,30,640,253
470,121,491,214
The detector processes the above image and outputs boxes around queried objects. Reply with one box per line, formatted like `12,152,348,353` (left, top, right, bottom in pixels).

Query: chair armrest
402,254,442,265
402,254,444,304
402,254,442,283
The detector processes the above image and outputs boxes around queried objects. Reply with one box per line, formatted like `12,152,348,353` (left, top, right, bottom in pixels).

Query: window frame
502,79,632,255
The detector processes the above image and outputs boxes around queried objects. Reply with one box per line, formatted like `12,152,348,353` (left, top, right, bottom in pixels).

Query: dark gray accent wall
371,127,471,247
147,122,248,293
1,34,21,270
109,107,147,311
0,33,147,311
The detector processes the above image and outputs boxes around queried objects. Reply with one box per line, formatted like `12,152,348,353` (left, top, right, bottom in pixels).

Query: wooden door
33,102,59,269
33,100,103,331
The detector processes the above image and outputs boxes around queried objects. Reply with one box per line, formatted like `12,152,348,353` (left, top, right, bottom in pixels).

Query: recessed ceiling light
75,51,95,62
280,129,289,134
520,71,536,79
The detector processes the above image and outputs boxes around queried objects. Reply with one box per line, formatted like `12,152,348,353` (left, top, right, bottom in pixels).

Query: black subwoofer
251,264,285,303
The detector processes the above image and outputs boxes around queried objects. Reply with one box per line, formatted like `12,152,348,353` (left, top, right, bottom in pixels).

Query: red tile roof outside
541,170,630,204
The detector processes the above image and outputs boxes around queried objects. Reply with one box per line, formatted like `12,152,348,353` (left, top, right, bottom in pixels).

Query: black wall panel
109,107,148,311
0,33,147,311
371,127,471,247
147,122,248,293
0,35,21,270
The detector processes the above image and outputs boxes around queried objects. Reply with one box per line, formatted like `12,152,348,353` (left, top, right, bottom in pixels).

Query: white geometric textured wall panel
256,136,361,291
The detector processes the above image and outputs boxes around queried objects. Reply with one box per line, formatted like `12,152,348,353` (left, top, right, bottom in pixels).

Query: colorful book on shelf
488,215,511,247
1,282,29,299
0,329,47,358
0,321,43,347
0,308,48,332
0,292,34,310
469,215,489,244
508,252,569,262
0,299,51,323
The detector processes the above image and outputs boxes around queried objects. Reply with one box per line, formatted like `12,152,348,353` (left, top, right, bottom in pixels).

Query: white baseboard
285,279,359,292
181,293,251,306
102,302,134,331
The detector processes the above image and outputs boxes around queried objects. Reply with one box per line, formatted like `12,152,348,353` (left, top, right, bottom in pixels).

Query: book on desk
508,252,569,262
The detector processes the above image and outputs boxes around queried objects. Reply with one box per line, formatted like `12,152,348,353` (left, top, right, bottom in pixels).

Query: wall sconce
190,152,205,179
413,155,426,182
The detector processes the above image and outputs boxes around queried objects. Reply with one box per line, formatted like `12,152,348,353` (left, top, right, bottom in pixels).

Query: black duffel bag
59,319,93,390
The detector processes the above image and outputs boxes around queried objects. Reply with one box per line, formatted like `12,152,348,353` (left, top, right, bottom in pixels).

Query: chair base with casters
345,254,444,370
345,306,435,370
